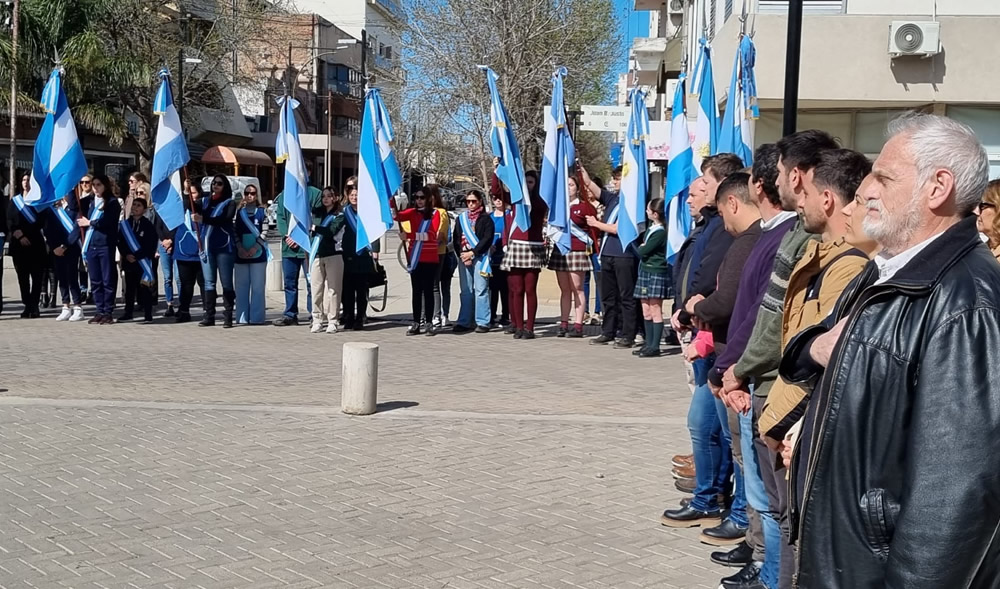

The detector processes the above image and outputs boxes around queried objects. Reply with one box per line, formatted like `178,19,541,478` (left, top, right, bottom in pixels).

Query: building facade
632,0,1000,176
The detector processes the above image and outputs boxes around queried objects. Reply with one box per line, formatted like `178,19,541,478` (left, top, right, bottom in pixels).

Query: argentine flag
720,35,759,166
539,67,574,255
480,66,531,232
275,96,311,251
150,70,189,230
24,68,88,208
664,73,697,263
690,38,720,171
356,88,401,252
618,88,649,249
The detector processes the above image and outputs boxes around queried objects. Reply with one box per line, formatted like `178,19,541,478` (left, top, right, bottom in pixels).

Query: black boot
199,289,217,327
222,289,235,329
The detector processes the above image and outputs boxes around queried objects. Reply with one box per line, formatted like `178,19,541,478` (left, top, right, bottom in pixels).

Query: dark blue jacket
675,206,733,326
41,206,82,251
195,195,237,253
172,217,202,262
235,206,268,264
83,197,122,251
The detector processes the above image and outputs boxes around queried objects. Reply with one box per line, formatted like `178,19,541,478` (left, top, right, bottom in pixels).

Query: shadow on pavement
376,400,419,413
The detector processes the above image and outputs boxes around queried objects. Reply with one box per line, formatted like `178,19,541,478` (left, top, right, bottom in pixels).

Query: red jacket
569,200,598,252
398,207,442,264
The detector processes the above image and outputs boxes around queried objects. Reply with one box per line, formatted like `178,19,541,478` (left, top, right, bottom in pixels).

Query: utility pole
325,88,333,187
361,29,367,93
782,0,804,136
8,0,18,188
177,12,187,134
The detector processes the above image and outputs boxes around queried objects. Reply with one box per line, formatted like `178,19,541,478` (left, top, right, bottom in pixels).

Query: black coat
452,212,495,258
6,197,46,258
780,215,1000,589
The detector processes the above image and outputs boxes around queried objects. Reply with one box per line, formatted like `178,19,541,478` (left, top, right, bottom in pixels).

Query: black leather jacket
780,216,1000,589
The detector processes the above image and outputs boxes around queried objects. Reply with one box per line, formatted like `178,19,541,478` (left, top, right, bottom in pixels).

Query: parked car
200,175,262,201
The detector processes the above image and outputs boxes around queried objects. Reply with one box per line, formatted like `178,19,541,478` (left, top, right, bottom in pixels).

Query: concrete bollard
266,258,283,292
341,342,379,415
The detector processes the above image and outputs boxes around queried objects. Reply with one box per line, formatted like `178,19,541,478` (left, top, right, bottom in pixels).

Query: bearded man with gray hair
779,113,1000,588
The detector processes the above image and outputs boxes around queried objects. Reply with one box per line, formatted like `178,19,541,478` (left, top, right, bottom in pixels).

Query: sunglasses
465,199,479,204
245,190,257,195
80,180,92,185
415,195,426,200
978,202,996,212
212,181,224,186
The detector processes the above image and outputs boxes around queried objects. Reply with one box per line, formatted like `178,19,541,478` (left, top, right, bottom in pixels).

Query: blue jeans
457,259,490,328
54,246,82,305
235,261,267,324
282,257,312,319
721,401,749,528
583,254,602,314
741,401,780,588
158,244,177,305
201,251,235,292
686,356,732,512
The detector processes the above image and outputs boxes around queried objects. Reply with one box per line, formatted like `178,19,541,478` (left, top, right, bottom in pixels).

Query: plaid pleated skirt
634,269,671,299
501,240,547,271
546,248,593,273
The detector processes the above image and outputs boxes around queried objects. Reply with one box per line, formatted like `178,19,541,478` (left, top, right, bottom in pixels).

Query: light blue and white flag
618,88,649,249
539,67,574,255
150,69,190,230
275,95,311,252
356,88,401,253
690,38,720,171
480,66,531,232
24,68,88,209
719,35,758,166
665,73,697,264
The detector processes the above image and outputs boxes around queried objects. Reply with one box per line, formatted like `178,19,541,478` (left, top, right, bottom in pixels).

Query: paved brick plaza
0,256,726,588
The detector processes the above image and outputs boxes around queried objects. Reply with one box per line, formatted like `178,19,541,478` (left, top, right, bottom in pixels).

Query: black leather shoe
660,504,722,528
613,338,635,349
164,306,176,318
521,330,535,340
503,324,516,334
699,518,748,546
406,323,422,336
175,312,191,324
721,562,764,588
272,316,298,326
475,326,490,333
590,334,614,345
639,347,661,357
711,540,753,568
674,477,696,494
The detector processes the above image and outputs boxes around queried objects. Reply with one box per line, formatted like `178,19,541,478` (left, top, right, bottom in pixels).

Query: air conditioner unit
667,0,684,15
888,21,941,57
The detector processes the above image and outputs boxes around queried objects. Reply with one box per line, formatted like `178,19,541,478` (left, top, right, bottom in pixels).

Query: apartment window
757,0,845,14
384,46,393,60
725,0,733,21
333,116,361,139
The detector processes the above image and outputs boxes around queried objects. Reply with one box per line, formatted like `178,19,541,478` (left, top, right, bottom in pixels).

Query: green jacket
275,186,323,258
638,226,668,273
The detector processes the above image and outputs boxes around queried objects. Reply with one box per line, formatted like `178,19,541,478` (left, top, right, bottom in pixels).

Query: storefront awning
201,146,273,168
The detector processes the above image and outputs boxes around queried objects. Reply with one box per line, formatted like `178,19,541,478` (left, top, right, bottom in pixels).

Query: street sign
578,105,629,132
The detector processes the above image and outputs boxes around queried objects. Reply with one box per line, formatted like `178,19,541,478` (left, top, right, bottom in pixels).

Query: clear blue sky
616,0,650,69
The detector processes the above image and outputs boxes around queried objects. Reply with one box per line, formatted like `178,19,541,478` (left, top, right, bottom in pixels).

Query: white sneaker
69,307,85,322
310,321,323,333
56,307,72,321
326,323,339,334
440,315,449,328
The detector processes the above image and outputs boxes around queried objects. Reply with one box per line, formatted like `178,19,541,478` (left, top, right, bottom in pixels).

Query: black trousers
599,255,640,340
12,250,45,313
53,246,83,305
342,269,369,326
176,260,204,315
410,261,439,323
122,263,156,320
490,269,509,324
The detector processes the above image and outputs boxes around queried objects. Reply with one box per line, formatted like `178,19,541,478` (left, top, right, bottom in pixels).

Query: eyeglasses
977,202,996,212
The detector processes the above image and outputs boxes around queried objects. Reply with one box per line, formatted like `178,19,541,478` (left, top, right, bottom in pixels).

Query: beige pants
311,255,344,323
